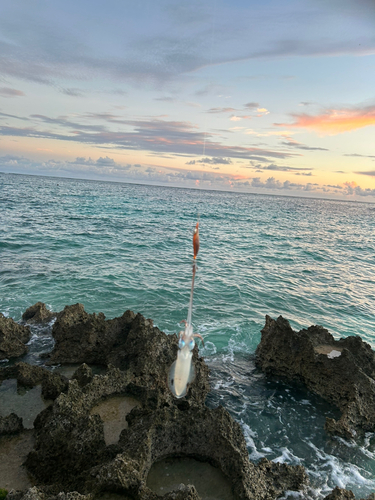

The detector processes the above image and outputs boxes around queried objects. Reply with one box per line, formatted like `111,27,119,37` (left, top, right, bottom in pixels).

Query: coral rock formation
256,315,375,439
0,313,31,360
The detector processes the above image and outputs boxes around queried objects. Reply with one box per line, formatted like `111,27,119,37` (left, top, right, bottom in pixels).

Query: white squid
168,221,204,398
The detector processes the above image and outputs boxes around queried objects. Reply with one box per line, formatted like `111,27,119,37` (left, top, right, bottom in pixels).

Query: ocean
1,171,375,498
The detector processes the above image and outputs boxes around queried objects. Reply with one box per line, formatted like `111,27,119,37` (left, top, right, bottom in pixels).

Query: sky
1,0,375,200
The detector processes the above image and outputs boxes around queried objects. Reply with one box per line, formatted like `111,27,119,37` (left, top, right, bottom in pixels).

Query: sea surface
1,172,375,499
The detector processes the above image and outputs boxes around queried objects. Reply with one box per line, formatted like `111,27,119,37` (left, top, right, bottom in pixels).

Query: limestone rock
48,304,210,408
256,315,375,438
22,303,56,325
0,313,31,360
0,413,24,435
0,362,69,401
71,364,93,387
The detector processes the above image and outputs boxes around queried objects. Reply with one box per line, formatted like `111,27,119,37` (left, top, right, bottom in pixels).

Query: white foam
273,447,302,466
26,333,39,345
306,440,375,493
277,491,304,500
200,341,217,356
240,422,265,461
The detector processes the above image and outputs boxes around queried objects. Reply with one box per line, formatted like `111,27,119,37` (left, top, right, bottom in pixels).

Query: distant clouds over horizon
0,0,375,200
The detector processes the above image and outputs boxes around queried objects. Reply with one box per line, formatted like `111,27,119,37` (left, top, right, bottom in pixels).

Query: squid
168,221,204,398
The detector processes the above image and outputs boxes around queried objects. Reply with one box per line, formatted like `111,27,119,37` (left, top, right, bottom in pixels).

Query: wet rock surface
0,362,69,401
48,303,210,408
22,303,57,325
322,486,375,500
255,315,375,439
0,303,312,500
0,313,31,360
0,413,24,435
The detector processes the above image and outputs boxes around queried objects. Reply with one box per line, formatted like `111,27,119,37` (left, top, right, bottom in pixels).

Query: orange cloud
278,106,375,135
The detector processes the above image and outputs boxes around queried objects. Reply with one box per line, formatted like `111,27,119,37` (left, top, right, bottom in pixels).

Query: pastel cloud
278,105,375,135
0,112,296,162
0,87,25,97
2,154,375,199
355,170,375,177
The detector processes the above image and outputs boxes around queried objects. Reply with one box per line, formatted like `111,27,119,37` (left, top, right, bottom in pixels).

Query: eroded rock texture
25,376,308,499
48,304,209,408
0,313,31,360
7,303,308,500
256,315,375,439
0,362,69,401
22,302,57,325
0,412,24,435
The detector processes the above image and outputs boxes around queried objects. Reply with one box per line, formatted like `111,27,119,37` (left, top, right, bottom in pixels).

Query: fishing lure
168,221,204,398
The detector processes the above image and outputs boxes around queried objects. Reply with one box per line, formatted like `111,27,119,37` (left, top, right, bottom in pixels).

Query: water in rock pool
146,457,235,499
1,172,375,499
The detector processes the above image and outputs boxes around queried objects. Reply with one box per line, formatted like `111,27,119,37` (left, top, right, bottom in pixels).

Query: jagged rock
0,413,24,435
24,346,307,499
323,487,355,499
25,380,108,489
256,315,375,439
139,484,201,500
0,362,69,401
0,313,31,360
6,489,93,500
48,304,210,408
22,303,56,325
86,405,307,499
71,364,93,387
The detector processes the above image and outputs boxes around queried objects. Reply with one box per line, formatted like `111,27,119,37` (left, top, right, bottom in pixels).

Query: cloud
0,112,297,162
207,107,236,114
2,153,375,199
343,181,375,197
59,87,84,97
246,162,312,173
281,140,329,151
154,96,176,102
0,87,25,97
344,153,375,158
244,102,259,109
355,170,375,177
186,157,232,165
277,105,375,135
245,129,296,138
256,108,269,116
1,0,374,90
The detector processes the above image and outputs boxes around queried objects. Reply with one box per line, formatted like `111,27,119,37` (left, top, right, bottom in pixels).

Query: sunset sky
1,0,375,200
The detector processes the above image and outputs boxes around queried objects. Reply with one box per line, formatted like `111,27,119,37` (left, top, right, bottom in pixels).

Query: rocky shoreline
1,304,375,500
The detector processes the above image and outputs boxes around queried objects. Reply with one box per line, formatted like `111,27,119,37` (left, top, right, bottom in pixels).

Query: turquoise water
1,172,375,498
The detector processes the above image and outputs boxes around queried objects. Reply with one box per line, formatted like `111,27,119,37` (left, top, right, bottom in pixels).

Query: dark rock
0,362,69,401
0,313,31,360
25,380,108,489
48,304,210,408
86,404,308,499
6,489,93,500
71,364,93,387
0,413,24,435
24,353,307,499
22,303,56,325
323,487,355,499
0,305,304,499
256,315,375,438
